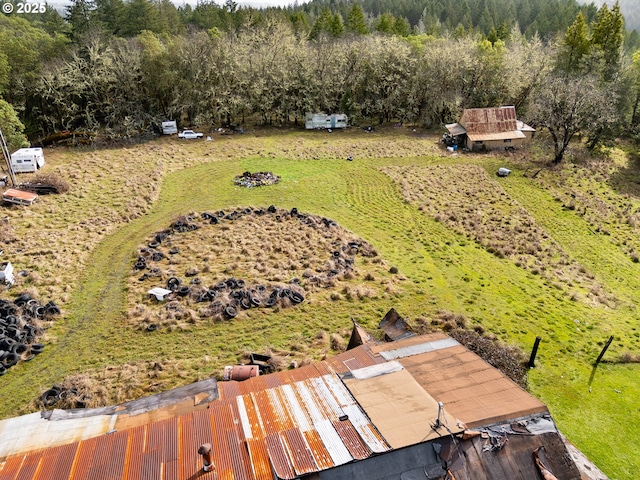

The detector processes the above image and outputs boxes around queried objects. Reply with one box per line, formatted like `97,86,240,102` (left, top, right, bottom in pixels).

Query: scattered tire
177,286,190,297
289,291,304,304
167,277,181,291
264,297,277,308
0,365,6,376
224,306,237,319
30,344,45,354
41,389,60,407
145,324,158,332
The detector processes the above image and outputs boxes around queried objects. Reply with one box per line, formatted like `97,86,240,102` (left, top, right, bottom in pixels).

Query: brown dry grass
382,164,614,306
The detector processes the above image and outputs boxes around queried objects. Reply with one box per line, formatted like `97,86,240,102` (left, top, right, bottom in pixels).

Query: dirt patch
127,207,400,330
382,164,613,306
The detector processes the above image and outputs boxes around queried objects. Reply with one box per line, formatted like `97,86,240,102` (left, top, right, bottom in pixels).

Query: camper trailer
305,113,348,130
162,120,178,135
10,148,45,173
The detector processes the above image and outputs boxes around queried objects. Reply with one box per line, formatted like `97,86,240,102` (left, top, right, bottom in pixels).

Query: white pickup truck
178,129,204,139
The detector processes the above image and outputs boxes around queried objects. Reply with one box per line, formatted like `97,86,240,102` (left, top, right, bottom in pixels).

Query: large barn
0,326,603,480
445,106,535,151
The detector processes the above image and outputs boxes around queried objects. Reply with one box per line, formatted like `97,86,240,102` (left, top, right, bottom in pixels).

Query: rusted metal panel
314,420,353,465
69,436,97,480
179,414,196,480
226,430,254,480
105,430,129,480
36,443,78,480
332,420,370,460
245,438,273,480
302,430,333,470
265,433,295,480
0,455,24,479
163,418,180,480
281,428,317,475
140,447,161,480
210,403,235,479
124,425,146,480
14,455,40,480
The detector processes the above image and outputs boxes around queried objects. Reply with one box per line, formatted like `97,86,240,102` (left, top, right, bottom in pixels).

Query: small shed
446,106,535,151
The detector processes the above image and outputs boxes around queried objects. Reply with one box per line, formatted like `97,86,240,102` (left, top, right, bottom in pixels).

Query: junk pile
234,171,281,188
0,293,61,375
40,384,91,409
134,206,378,330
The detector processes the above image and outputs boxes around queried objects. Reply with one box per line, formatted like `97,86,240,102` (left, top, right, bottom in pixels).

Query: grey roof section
379,337,460,360
318,440,447,480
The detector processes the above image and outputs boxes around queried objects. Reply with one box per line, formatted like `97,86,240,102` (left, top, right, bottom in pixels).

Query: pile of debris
234,171,281,188
18,173,70,195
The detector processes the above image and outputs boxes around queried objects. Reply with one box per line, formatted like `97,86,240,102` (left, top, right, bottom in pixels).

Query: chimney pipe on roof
198,443,215,472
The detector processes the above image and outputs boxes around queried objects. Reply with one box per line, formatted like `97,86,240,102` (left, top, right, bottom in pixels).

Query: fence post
594,335,614,366
528,336,542,369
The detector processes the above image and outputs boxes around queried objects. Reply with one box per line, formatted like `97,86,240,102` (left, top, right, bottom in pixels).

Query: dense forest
0,0,639,163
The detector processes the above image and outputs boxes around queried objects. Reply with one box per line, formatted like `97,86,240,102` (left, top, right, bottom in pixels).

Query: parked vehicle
178,129,204,139
305,113,348,130
10,148,45,173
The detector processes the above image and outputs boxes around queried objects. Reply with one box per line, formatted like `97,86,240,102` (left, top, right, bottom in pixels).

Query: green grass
0,130,638,478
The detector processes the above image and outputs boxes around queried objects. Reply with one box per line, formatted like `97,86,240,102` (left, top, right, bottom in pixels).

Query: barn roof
0,333,584,480
447,106,535,142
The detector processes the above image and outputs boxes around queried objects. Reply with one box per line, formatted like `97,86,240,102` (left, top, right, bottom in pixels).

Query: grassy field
0,128,639,478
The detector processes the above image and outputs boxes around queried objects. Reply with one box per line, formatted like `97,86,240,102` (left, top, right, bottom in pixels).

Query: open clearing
0,128,638,479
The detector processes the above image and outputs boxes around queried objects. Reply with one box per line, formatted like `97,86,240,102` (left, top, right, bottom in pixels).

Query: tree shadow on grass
608,148,640,199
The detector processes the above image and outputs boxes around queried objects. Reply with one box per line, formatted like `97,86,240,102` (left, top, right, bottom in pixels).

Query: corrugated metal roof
0,333,558,479
467,130,526,142
445,123,467,136
460,106,519,135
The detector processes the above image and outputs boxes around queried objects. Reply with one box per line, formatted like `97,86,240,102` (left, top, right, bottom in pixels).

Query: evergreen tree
346,3,369,35
309,7,332,40
329,13,345,37
65,0,96,40
558,12,591,74
393,16,411,37
375,13,395,35
591,2,624,81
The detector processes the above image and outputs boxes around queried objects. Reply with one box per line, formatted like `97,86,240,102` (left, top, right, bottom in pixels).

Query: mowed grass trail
0,130,638,478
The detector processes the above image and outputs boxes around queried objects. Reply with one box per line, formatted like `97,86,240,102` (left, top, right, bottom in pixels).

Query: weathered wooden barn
446,106,535,151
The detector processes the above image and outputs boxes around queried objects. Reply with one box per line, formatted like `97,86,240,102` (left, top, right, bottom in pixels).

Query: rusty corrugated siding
2,355,386,480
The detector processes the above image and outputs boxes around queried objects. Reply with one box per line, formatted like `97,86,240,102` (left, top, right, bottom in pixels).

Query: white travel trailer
10,148,45,173
305,113,348,130
162,120,178,135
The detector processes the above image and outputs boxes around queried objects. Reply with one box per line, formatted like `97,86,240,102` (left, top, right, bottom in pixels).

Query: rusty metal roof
460,106,518,134
0,333,557,479
372,334,548,428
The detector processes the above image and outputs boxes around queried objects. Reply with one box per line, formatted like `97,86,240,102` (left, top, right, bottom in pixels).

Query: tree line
0,0,638,163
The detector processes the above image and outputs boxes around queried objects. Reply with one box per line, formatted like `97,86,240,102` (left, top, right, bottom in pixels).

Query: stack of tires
0,293,60,375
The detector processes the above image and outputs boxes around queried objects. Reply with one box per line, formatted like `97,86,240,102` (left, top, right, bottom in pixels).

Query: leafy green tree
527,73,616,163
626,50,640,129
345,3,369,35
0,100,28,151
